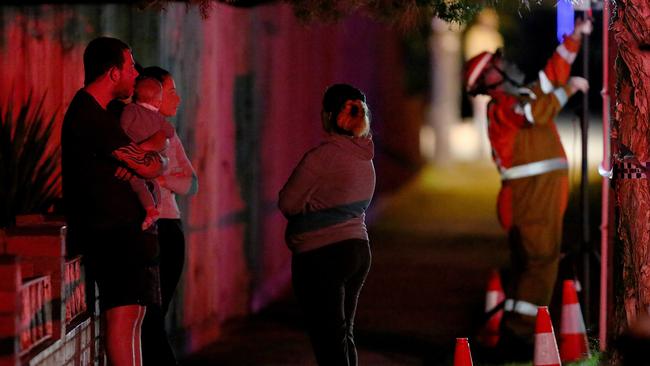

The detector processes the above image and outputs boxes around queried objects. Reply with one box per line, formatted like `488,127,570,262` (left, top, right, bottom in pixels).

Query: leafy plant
138,0,482,25
0,93,61,228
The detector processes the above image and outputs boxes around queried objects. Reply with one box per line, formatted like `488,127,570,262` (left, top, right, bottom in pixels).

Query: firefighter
464,18,592,361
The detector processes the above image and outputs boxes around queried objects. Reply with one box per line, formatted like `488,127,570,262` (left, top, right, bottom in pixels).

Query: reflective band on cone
534,306,561,366
560,280,590,362
479,270,505,347
561,304,586,333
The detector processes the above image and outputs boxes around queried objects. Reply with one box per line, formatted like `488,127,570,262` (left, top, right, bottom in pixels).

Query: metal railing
64,256,87,323
19,275,53,354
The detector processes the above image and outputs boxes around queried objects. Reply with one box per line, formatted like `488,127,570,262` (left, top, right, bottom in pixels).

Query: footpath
182,163,510,365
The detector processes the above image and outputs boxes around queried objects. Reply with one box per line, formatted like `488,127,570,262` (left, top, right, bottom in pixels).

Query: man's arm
521,19,592,125
538,18,592,91
113,131,169,181
522,77,588,125
112,143,168,179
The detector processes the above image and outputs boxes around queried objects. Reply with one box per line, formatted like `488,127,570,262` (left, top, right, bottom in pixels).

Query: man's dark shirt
61,90,144,232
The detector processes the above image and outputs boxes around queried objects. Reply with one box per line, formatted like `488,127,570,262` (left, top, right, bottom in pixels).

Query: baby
120,77,176,230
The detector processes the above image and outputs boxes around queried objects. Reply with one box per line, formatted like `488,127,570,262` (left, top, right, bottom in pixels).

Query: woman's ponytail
336,100,370,137
322,83,371,138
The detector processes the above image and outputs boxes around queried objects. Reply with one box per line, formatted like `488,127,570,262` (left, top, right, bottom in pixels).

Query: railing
64,256,87,324
19,275,53,355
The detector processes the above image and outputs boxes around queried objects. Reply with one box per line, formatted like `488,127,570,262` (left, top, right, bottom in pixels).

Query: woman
279,84,375,366
138,66,198,365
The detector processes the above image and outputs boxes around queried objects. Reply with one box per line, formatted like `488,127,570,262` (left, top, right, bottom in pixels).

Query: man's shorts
69,223,161,311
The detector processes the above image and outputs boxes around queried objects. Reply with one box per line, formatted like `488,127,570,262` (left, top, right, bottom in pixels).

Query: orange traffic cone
454,338,473,366
534,306,561,366
478,270,505,347
559,280,590,362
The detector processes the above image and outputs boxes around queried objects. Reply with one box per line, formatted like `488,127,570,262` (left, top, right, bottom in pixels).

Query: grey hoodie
279,133,375,253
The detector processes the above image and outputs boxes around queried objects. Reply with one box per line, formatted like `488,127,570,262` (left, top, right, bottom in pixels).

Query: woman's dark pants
142,219,186,365
292,239,371,366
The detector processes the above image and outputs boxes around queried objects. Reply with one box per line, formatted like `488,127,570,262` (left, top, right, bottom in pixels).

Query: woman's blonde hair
322,84,371,138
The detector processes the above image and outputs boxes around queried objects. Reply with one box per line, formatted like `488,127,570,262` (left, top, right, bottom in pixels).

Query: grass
372,162,503,236
476,352,601,366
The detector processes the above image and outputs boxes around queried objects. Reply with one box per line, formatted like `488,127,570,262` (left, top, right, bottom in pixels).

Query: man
61,37,167,366
464,18,592,361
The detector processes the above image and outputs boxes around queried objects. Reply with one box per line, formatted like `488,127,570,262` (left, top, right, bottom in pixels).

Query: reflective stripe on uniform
561,303,587,333
557,44,577,64
534,332,561,365
467,53,494,89
553,87,568,107
504,299,539,317
523,103,535,123
539,71,554,93
500,158,568,181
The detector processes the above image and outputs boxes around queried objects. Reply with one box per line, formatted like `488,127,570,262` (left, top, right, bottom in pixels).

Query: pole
580,10,591,329
599,0,611,351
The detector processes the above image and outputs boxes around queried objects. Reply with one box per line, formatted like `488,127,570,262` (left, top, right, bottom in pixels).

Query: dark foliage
134,0,482,25
0,93,61,227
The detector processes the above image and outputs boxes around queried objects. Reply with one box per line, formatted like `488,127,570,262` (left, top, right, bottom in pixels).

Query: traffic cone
478,269,505,347
534,306,561,366
559,280,590,362
454,338,473,366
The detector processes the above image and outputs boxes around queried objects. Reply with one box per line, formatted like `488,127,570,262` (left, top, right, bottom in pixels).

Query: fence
0,216,101,366
19,275,53,355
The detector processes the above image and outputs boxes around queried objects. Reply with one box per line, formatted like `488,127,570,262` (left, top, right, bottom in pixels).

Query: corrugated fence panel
0,3,416,357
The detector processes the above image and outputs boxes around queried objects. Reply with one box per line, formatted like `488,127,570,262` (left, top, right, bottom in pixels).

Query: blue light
557,0,575,43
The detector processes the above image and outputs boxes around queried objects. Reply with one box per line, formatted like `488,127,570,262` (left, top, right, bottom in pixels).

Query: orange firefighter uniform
487,35,581,340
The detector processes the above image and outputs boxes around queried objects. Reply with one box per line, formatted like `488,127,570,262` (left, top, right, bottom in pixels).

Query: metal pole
580,12,591,329
599,0,611,350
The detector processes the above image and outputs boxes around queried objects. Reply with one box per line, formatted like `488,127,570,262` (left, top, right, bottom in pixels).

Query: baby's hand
114,166,133,181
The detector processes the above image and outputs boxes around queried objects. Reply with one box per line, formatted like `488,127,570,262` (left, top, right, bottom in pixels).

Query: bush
0,93,60,228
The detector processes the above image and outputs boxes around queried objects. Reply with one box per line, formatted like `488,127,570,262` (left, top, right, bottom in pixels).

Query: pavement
180,161,604,366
